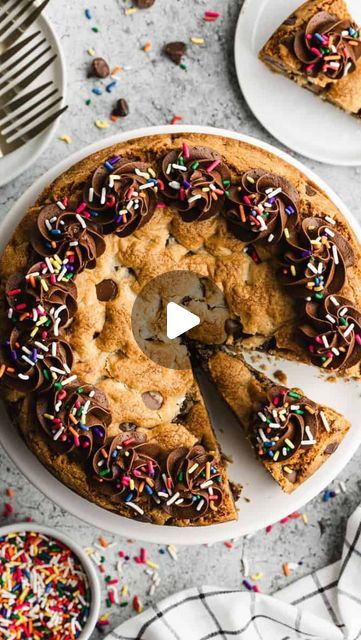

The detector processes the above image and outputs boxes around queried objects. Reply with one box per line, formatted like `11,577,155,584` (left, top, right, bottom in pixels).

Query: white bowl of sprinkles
0,522,101,640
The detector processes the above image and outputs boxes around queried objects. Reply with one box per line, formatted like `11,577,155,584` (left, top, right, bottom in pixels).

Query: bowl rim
0,521,101,639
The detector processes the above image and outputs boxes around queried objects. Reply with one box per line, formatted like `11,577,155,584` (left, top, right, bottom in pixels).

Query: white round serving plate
0,522,101,639
0,124,360,545
0,11,67,187
235,0,361,165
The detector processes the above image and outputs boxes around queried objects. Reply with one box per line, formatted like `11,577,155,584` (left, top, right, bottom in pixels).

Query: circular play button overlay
131,270,230,370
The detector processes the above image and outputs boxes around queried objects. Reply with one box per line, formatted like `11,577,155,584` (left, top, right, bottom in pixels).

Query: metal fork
0,30,67,156
0,0,50,53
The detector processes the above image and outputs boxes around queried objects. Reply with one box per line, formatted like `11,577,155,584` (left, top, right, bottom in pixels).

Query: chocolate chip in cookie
141,391,163,410
96,279,118,302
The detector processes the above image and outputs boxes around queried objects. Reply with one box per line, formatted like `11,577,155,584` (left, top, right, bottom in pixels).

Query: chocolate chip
324,442,339,455
96,279,118,302
112,98,129,118
164,41,187,65
88,57,110,79
135,0,155,7
141,391,163,410
305,184,317,197
225,318,243,339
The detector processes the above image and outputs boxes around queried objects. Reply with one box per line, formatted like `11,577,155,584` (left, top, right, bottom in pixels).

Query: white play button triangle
166,302,200,340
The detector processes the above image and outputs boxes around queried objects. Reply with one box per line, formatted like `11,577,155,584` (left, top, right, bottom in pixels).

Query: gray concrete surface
1,0,361,635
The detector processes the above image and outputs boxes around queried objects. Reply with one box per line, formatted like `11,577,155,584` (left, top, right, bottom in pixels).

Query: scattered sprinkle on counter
95,119,110,129
85,8,92,19
124,7,137,16
0,530,91,639
58,134,72,144
170,115,183,125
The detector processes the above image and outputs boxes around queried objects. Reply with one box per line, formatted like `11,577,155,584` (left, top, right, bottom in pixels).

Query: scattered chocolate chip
273,369,288,385
112,98,129,118
324,442,339,455
164,41,187,65
135,0,155,7
305,184,317,197
88,57,110,79
225,318,243,339
96,279,118,302
141,391,163,410
230,481,242,502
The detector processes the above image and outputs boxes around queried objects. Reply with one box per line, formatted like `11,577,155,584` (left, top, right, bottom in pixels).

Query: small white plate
0,12,66,187
0,125,361,545
235,0,361,165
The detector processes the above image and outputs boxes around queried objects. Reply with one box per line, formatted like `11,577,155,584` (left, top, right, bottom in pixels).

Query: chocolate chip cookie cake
0,132,360,527
259,0,361,118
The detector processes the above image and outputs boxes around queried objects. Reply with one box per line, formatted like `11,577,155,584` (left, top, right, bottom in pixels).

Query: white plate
0,125,360,545
235,0,361,165
0,12,66,187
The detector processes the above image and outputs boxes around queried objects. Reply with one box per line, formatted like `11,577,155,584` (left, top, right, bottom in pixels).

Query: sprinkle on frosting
293,11,361,80
92,432,161,517
84,157,161,236
300,294,361,370
281,217,355,299
37,382,111,457
160,445,224,520
250,386,320,463
160,145,231,222
224,169,299,244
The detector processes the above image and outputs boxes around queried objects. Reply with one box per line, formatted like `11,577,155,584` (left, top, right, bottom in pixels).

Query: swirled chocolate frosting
224,170,299,244
160,145,231,222
159,445,223,519
0,328,73,392
300,294,361,370
250,386,319,463
36,383,110,457
31,204,106,273
93,432,161,515
281,217,355,298
6,264,77,330
84,157,160,236
294,11,361,80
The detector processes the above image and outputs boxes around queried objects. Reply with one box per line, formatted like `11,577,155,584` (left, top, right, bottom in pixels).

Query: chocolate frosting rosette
0,327,73,392
92,432,161,516
36,383,111,458
300,294,361,370
5,265,77,331
250,386,319,463
281,217,355,298
159,445,224,520
160,144,231,222
294,11,361,80
224,169,299,244
31,204,106,273
84,157,159,237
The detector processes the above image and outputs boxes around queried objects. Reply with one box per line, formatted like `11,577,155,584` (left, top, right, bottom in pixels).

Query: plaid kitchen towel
106,505,361,640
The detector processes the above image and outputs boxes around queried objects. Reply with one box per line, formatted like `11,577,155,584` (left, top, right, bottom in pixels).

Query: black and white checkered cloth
106,506,361,640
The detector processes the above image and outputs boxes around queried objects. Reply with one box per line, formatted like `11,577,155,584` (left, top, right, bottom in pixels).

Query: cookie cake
0,132,360,527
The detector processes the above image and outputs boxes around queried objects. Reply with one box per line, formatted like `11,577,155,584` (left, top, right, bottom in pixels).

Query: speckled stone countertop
1,0,361,636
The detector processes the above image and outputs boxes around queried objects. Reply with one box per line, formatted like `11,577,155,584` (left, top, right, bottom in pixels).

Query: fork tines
0,0,50,51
